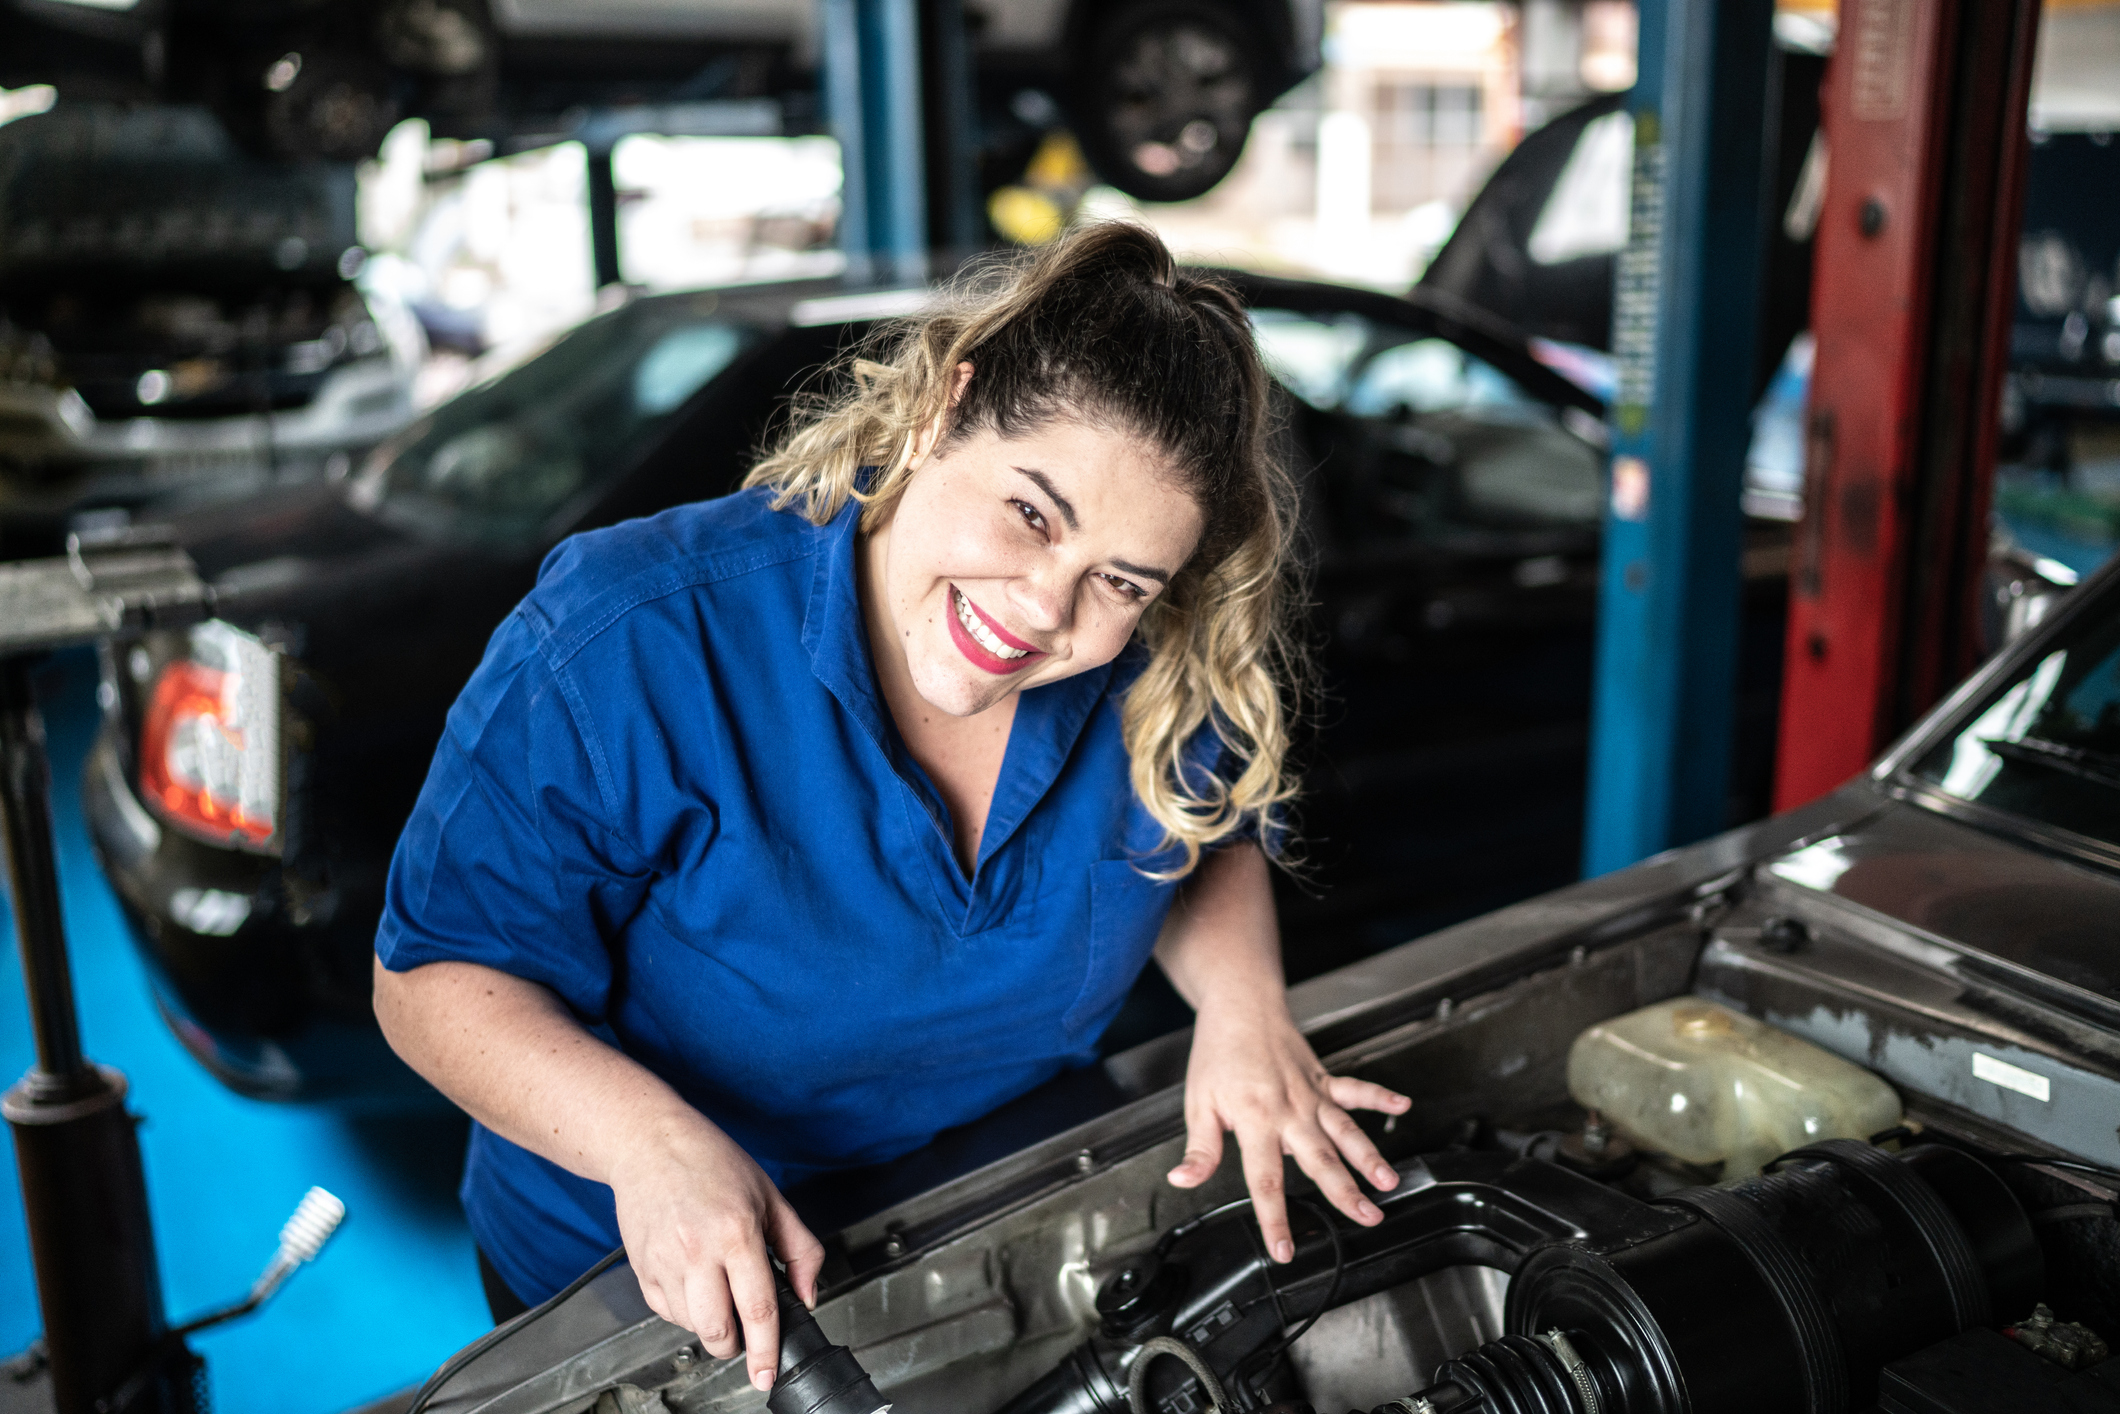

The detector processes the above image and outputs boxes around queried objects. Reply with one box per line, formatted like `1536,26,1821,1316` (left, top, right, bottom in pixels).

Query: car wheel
1072,0,1262,203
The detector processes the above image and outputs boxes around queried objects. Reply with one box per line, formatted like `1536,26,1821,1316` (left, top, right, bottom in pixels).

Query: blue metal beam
1580,0,1777,875
822,0,929,283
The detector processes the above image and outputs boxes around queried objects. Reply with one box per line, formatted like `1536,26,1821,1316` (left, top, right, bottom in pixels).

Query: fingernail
752,1370,775,1392
1374,1164,1398,1188
1273,1239,1294,1263
1358,1200,1383,1223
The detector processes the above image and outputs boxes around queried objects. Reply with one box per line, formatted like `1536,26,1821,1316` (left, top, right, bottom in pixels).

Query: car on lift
1418,40,1826,418
77,262,1795,1101
406,547,2120,1414
0,103,423,559
0,0,1320,203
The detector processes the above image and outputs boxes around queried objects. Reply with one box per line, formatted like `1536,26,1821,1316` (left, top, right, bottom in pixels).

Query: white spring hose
251,1187,346,1301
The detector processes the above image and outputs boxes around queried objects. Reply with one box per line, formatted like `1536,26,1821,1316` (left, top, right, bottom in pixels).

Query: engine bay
417,890,2120,1414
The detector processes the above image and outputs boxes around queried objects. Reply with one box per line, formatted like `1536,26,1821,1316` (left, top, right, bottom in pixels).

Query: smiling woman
750,223,1304,875
370,223,1412,1397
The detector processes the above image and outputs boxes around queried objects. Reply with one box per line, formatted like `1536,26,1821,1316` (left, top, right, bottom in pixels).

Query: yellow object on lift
988,130,1096,247
1566,998,1903,1179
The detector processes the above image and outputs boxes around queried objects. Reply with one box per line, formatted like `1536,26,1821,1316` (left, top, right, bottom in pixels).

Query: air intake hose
1001,1140,2038,1414
766,1267,890,1414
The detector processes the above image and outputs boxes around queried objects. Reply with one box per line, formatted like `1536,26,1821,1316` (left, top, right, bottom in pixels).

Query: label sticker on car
1972,1051,2051,1102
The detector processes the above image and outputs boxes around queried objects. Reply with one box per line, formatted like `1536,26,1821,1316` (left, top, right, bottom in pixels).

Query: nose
1009,563,1072,635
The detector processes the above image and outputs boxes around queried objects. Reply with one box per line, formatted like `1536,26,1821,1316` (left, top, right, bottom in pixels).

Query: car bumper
81,726,437,1107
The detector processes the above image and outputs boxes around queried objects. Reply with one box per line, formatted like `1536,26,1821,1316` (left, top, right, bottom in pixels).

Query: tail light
138,621,284,854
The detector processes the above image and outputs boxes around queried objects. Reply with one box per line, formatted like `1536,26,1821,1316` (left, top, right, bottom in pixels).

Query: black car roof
626,263,1604,421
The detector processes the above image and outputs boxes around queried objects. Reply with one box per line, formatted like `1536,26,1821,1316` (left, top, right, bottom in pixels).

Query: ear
908,362,976,469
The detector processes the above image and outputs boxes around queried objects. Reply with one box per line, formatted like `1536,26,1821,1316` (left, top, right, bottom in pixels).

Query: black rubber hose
1776,1139,1989,1330
1659,1183,1845,1414
765,1267,888,1414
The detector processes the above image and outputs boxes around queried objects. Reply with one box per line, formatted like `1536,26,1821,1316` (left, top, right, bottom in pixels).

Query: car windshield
351,292,759,542
1909,584,2120,851
1251,306,1603,531
1251,308,1538,415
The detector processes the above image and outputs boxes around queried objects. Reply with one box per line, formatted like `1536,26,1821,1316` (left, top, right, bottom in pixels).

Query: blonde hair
745,224,1305,878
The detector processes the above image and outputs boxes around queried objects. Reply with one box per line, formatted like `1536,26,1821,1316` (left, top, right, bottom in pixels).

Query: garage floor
0,651,491,1414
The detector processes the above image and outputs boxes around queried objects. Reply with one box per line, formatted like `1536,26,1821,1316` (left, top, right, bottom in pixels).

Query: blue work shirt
375,488,1187,1303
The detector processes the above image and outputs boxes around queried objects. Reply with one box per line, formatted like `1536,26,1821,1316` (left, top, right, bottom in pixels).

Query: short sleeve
375,609,652,1023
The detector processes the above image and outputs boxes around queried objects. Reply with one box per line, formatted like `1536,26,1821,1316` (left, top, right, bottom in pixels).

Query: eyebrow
1014,465,1079,530
1014,465,1173,586
1110,558,1172,587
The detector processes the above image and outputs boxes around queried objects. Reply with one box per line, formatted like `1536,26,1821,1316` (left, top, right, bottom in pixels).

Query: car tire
1070,0,1264,204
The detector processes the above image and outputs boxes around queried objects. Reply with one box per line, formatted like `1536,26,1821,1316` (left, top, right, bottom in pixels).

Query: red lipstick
947,585,1046,675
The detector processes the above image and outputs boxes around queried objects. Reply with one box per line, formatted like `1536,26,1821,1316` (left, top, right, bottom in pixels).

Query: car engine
414,919,2120,1414
1001,1140,2055,1414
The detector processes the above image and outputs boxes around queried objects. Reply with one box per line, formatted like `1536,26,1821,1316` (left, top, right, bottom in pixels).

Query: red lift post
1774,0,2044,808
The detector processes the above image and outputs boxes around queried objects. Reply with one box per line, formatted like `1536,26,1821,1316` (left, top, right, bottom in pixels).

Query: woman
372,223,1409,1394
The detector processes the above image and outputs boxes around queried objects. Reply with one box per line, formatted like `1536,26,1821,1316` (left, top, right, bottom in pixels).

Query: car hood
1755,801,2120,1014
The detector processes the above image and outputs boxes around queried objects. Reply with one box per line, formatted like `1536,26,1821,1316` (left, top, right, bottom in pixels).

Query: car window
1250,309,1370,408
352,294,758,541
1910,592,2120,850
1252,306,1601,532
1345,338,1537,418
1527,108,1634,265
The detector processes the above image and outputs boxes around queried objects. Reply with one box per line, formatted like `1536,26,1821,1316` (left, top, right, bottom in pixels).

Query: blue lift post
823,0,930,283
1580,0,1778,876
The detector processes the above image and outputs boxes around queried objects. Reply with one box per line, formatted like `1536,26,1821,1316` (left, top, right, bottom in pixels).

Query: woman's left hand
1154,843,1412,1260
1166,990,1412,1261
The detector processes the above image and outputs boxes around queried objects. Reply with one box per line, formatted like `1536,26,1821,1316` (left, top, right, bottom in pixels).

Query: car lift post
1771,0,2043,809
1,544,213,1414
823,0,980,281
823,0,928,283
1580,0,1778,875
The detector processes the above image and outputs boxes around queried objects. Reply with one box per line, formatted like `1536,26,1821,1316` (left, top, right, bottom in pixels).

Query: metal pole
918,0,980,263
823,0,872,276
1773,0,2044,809
2,655,177,1414
586,145,623,291
823,0,928,284
1,657,88,1094
1580,0,1777,874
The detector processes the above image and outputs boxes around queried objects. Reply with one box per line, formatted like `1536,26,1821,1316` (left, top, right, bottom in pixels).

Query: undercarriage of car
413,803,2120,1414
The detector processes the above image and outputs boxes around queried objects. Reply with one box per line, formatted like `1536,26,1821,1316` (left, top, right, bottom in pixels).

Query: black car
80,267,1789,1101
1420,42,1826,406
412,548,2120,1414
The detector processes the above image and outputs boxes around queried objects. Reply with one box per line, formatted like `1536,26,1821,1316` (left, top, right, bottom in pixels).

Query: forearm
1153,842,1288,1018
372,956,703,1186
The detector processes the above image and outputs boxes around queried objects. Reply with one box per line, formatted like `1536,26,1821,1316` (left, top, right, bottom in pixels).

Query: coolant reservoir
1566,998,1902,1178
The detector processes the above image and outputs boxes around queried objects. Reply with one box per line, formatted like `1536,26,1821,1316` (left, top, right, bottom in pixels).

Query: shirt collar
801,497,892,754
799,494,1118,870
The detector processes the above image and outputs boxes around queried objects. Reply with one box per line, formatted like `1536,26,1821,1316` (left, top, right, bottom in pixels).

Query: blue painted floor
0,651,492,1414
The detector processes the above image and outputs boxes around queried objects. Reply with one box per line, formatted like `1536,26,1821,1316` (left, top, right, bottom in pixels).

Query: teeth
955,588,1028,659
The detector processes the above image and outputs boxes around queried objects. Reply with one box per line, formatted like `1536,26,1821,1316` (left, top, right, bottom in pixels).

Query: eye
1098,572,1149,602
1010,498,1048,533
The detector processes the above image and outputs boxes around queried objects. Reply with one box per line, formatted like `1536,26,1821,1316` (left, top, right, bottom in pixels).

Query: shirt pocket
1064,859,1177,1042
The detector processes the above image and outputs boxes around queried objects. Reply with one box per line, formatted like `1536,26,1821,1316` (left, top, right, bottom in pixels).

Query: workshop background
3,1,2119,1413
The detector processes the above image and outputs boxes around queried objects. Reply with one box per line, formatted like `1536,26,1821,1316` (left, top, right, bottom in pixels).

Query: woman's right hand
607,1111,826,1393
371,960,825,1391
